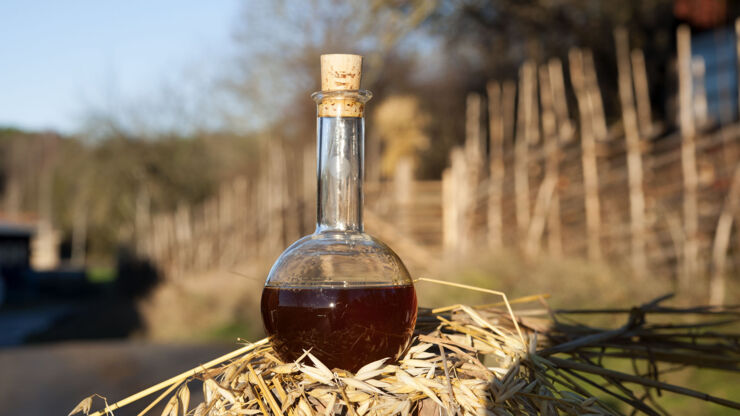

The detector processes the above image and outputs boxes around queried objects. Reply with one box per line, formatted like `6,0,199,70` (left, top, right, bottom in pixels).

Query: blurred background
1,0,739,414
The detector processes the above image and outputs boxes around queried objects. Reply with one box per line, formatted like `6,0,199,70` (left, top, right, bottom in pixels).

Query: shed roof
0,221,34,237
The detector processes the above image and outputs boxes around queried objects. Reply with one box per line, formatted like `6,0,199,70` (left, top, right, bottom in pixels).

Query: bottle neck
316,116,364,233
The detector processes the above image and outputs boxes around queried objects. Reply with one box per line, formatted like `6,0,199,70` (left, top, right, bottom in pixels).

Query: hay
71,281,740,416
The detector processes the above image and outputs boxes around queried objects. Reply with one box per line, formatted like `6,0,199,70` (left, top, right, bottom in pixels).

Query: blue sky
0,0,241,132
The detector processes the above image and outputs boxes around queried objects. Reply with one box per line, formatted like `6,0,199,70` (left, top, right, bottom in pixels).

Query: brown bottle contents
261,285,417,372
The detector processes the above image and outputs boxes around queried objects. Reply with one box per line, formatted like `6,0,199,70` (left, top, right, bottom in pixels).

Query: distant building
675,0,740,126
0,220,33,291
0,215,61,295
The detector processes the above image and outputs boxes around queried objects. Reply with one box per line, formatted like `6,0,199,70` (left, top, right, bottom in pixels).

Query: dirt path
0,341,235,415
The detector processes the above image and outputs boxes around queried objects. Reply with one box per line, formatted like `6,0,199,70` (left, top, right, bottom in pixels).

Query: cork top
321,54,362,91
316,54,368,117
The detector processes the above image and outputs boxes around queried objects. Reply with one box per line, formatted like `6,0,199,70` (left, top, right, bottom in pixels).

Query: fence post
256,147,270,257
548,58,575,143
394,157,413,237
204,198,219,271
677,24,700,287
710,166,740,305
443,148,468,254
465,93,485,166
172,204,188,276
217,183,232,266
502,81,517,147
465,92,484,247
487,81,504,250
616,28,648,277
458,147,472,254
269,141,288,253
442,168,456,252
547,58,571,256
303,144,316,234
247,176,259,259
232,176,250,260
570,48,603,261
583,50,608,142
515,61,535,242
525,64,561,258
630,49,653,138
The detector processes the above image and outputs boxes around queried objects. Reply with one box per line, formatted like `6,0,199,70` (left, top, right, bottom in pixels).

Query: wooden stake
709,166,740,306
583,50,608,142
528,78,541,147
546,58,570,257
303,144,316,233
525,176,558,259
465,93,484,185
502,81,517,148
524,62,557,257
268,141,288,253
570,48,603,261
465,93,484,167
630,48,653,138
486,81,504,250
442,167,456,252
548,58,575,143
174,204,192,245
231,176,250,259
615,27,648,277
515,61,535,240
458,147,472,254
677,24,700,287
443,148,468,253
394,157,413,237
218,184,233,266
284,153,301,244
524,66,557,257
465,93,483,248
665,211,686,284
535,60,569,257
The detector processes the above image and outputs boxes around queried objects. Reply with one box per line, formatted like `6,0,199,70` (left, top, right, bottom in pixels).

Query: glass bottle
260,54,417,372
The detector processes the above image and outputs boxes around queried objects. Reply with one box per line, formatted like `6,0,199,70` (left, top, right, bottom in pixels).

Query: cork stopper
321,54,362,91
318,54,365,117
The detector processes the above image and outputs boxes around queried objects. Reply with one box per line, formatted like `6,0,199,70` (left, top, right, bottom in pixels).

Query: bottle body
260,89,417,371
261,230,417,371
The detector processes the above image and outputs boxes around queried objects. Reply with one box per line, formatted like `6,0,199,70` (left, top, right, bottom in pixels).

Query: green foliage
0,127,260,261
86,266,116,283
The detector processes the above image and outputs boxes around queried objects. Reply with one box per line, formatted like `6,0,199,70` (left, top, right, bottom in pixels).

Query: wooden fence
134,25,740,304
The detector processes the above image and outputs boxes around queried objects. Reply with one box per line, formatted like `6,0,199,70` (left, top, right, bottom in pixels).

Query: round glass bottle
260,54,417,372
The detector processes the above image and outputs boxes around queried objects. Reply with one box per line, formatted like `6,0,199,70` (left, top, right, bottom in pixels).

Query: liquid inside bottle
261,285,417,372
260,54,417,372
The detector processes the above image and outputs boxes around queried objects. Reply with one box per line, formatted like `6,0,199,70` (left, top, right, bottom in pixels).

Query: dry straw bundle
71,279,740,416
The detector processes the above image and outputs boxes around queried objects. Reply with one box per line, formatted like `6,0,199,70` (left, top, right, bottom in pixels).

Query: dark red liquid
261,285,417,372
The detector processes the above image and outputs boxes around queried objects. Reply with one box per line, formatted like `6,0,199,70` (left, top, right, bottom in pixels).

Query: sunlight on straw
414,277,526,348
